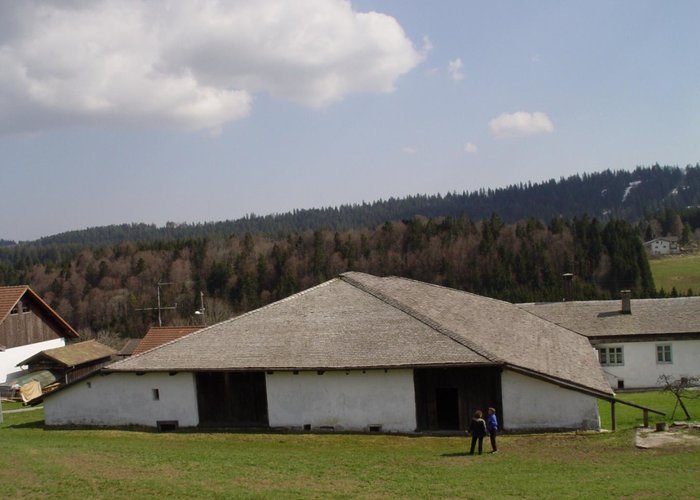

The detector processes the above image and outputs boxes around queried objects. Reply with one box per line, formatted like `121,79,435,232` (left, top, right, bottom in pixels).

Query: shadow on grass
2,420,46,429
442,452,469,457
32,424,464,437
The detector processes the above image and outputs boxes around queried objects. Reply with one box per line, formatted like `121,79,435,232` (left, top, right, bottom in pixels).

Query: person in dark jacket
487,407,498,453
468,410,488,455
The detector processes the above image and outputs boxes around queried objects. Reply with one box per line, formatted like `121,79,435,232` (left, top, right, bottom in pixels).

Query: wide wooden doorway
196,371,269,428
414,366,502,431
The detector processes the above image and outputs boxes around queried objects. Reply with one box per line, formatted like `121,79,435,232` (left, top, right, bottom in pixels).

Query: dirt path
635,423,700,449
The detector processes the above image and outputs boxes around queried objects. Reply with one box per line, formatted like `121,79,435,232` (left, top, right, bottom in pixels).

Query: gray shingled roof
518,296,700,338
108,272,612,395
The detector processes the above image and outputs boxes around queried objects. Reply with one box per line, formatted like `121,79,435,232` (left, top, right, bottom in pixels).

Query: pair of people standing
468,407,498,455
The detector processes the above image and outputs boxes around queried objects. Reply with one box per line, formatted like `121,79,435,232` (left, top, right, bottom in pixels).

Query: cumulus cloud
0,0,423,134
401,146,417,154
488,111,554,138
464,142,478,153
448,58,464,81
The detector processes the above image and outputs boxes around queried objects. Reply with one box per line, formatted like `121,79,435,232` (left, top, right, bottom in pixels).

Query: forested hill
0,216,659,335
11,164,700,247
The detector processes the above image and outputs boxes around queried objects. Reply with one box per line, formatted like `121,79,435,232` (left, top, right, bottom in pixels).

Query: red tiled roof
0,285,79,338
132,326,202,355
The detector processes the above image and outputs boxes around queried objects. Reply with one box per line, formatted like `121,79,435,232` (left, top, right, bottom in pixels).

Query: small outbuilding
16,339,117,386
44,273,613,432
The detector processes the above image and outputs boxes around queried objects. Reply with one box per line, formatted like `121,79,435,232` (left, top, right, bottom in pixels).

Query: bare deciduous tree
658,374,699,420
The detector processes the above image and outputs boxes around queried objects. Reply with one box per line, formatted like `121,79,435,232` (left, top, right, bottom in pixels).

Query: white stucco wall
501,370,600,431
0,337,66,383
266,369,417,432
44,372,199,428
597,339,700,389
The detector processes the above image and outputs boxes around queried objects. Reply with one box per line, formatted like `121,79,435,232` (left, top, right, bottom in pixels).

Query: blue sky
1,0,698,241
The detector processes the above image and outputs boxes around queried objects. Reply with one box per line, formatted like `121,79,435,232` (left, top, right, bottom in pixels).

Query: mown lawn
598,388,700,429
2,393,700,499
649,253,700,294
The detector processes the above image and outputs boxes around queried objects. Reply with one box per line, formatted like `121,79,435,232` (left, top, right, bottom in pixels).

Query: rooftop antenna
194,291,206,325
135,282,177,327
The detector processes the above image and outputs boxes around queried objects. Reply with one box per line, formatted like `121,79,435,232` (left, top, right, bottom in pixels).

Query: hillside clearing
649,253,700,294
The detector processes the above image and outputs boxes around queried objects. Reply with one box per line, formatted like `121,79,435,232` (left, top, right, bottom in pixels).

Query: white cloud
488,111,554,138
0,1,423,134
448,58,465,81
402,146,417,154
420,36,434,57
464,142,478,153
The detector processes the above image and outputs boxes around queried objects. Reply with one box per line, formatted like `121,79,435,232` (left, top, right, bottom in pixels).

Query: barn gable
0,285,80,383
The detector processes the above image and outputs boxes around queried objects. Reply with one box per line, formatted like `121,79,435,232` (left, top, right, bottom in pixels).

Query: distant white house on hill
44,272,613,433
519,294,700,390
644,236,680,255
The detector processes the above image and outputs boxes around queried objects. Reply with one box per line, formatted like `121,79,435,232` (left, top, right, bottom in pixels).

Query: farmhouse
519,294,700,390
44,272,613,432
644,236,680,255
0,285,79,383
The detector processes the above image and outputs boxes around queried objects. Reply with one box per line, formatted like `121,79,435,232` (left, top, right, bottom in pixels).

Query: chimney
621,290,631,314
562,273,574,301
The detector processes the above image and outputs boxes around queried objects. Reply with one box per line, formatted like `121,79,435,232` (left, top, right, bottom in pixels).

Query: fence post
611,401,616,431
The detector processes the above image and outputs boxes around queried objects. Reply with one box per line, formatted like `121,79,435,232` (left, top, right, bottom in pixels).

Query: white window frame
599,346,624,366
656,344,672,364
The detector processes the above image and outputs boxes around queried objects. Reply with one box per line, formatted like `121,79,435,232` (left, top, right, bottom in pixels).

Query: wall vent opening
303,424,311,431
369,424,382,433
156,420,179,432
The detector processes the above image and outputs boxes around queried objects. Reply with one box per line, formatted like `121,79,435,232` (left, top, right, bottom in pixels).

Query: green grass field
599,389,700,429
649,253,700,294
2,391,699,499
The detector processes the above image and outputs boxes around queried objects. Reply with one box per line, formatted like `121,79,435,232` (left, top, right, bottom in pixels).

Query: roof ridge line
514,304,593,341
341,274,502,363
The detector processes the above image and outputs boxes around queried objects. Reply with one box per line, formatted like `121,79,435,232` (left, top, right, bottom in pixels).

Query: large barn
44,272,613,432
